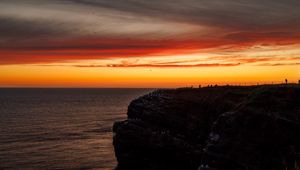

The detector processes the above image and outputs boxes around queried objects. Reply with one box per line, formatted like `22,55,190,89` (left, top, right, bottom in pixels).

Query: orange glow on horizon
1,62,299,88
1,38,300,88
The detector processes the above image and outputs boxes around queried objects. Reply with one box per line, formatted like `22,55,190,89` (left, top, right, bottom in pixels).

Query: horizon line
1,83,299,89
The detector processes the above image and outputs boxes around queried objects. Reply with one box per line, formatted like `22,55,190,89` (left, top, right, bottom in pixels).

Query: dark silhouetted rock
113,85,300,170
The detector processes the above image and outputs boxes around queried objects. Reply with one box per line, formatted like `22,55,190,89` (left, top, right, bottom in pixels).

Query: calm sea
0,88,153,170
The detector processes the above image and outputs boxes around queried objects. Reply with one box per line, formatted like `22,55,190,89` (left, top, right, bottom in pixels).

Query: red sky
0,0,300,87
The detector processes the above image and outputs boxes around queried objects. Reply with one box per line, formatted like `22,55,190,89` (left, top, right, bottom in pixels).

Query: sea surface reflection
0,88,152,169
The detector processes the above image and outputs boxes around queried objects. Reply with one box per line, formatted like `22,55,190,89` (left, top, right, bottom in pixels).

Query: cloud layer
1,0,300,66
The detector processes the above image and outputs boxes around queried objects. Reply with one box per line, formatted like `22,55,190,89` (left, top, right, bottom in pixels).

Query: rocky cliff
113,85,300,170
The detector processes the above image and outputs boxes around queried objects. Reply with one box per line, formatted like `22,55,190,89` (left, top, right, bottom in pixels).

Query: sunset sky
0,0,300,87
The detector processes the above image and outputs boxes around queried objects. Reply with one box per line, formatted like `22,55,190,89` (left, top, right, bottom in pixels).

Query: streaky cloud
73,63,241,68
1,0,300,65
257,63,300,66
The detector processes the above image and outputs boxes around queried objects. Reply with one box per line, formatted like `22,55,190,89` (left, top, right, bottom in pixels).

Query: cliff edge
113,85,300,170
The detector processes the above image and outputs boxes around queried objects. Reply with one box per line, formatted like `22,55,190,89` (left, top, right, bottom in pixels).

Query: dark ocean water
0,88,153,170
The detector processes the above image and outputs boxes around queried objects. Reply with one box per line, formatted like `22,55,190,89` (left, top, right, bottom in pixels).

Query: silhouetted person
285,79,288,84
298,80,300,84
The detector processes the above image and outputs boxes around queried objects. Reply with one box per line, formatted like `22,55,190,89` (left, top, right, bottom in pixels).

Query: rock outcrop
113,85,300,170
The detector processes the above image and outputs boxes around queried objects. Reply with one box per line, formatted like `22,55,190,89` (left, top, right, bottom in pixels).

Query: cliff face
113,85,300,170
